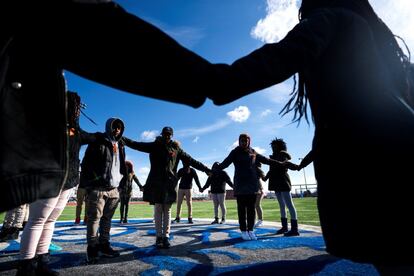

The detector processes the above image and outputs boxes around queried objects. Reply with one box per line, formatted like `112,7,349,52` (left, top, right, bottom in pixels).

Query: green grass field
1,197,320,226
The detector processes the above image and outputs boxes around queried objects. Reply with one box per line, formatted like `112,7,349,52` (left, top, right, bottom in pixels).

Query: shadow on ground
0,219,378,275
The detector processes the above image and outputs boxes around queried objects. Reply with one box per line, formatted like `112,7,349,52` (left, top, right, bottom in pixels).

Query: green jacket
123,137,210,204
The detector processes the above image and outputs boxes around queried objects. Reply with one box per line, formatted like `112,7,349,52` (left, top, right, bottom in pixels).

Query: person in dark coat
122,127,211,249
264,138,299,236
80,118,126,264
119,161,143,224
215,134,297,241
172,161,203,224
208,0,414,271
201,162,234,224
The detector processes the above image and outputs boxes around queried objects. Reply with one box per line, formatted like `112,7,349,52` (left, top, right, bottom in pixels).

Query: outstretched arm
299,150,314,169
132,175,143,190
224,172,234,188
178,150,210,174
57,1,215,108
193,170,202,190
257,153,299,171
122,137,153,153
208,10,338,105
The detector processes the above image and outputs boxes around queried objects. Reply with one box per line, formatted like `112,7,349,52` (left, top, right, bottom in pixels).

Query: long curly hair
270,138,287,152
281,0,412,124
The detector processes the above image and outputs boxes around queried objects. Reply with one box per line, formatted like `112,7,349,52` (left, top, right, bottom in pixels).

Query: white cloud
253,146,267,155
192,136,200,143
175,119,231,138
227,106,251,122
166,26,206,49
260,109,273,117
141,130,158,141
138,167,150,175
227,140,239,151
371,0,414,60
262,82,293,104
252,0,414,61
251,0,299,43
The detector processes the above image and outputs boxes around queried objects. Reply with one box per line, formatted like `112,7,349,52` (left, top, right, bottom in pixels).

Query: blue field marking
312,259,379,276
200,231,211,244
194,249,242,260
235,236,325,251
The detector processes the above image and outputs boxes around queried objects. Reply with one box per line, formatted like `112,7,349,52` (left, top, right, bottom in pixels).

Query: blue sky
66,0,413,196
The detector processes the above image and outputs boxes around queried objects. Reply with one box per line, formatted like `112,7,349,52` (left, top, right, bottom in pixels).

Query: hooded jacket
80,118,126,190
123,136,210,205
265,151,292,192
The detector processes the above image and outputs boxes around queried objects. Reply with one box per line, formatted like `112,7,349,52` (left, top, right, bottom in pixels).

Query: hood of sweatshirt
105,117,124,142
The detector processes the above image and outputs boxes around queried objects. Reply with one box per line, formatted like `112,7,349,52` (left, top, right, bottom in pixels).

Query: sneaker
162,237,171,249
155,237,163,249
220,218,226,224
99,242,120,258
74,217,81,225
248,231,257,240
123,218,128,224
241,231,251,241
211,218,219,224
172,217,180,224
254,220,263,228
188,218,193,224
86,245,99,264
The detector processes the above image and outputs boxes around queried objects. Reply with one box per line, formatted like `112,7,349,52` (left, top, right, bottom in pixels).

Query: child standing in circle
202,162,233,224
264,138,299,236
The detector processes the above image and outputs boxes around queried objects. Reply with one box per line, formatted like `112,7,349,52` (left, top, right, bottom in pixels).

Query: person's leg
275,192,288,234
185,189,193,222
75,188,86,223
282,191,299,236
35,188,72,274
282,192,297,220
254,192,264,228
86,189,105,263
0,207,22,241
246,195,256,232
20,194,62,260
237,195,251,240
217,193,226,223
275,192,287,218
255,192,264,221
154,203,163,247
162,203,172,248
211,193,220,223
98,188,120,255
236,195,247,232
124,196,131,223
119,196,125,223
175,189,185,222
36,188,72,255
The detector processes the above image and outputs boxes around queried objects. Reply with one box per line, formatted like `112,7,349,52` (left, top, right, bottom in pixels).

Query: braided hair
281,0,412,124
67,91,81,129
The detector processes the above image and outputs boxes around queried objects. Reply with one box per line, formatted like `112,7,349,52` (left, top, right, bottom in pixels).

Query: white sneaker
248,231,257,240
241,231,251,241
254,220,263,228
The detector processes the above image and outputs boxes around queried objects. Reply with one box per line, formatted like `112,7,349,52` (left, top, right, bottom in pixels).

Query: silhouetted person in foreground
209,0,414,272
0,0,223,212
